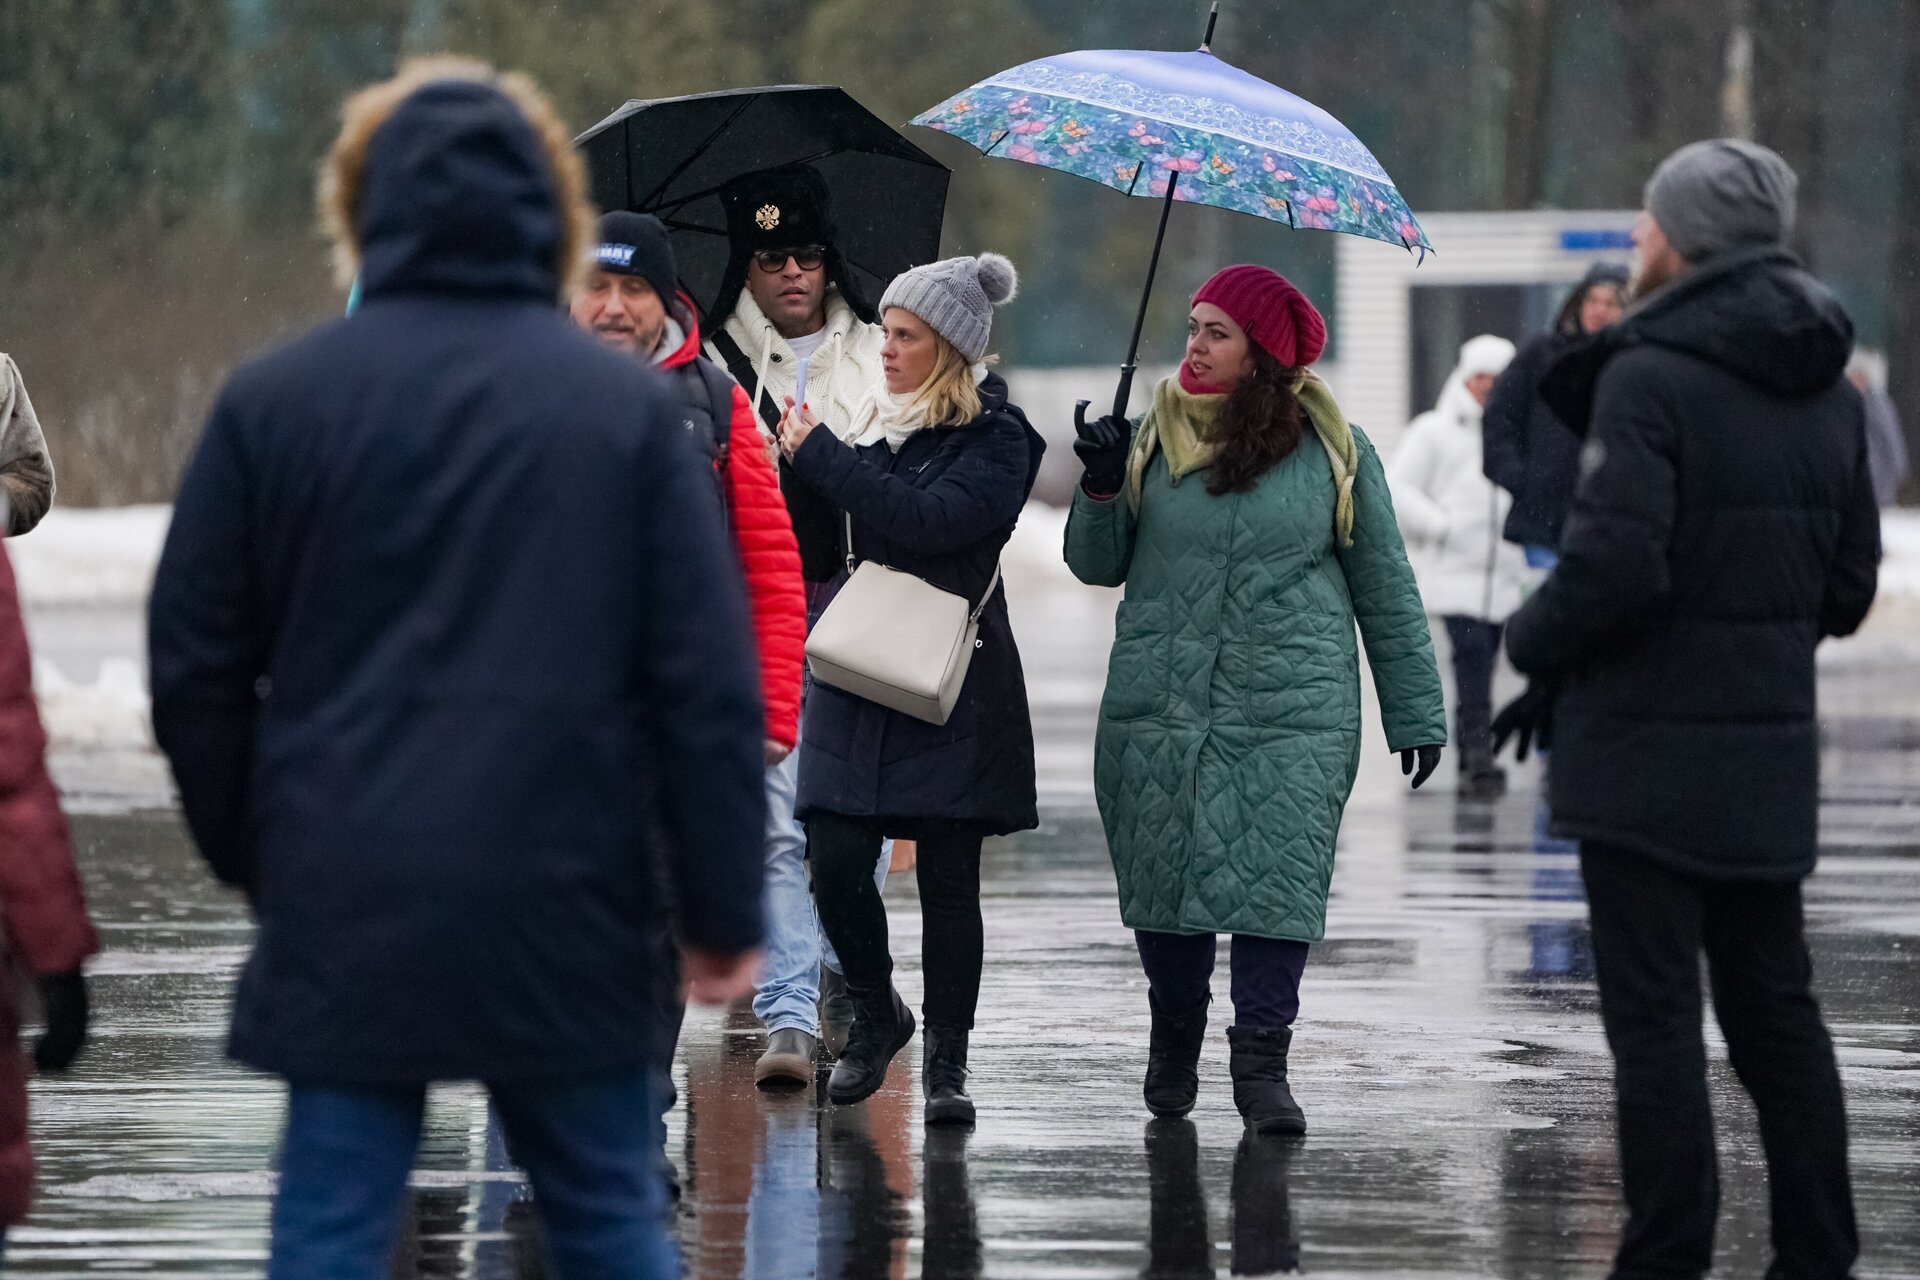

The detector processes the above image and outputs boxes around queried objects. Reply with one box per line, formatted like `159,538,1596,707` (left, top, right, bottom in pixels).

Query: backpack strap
707,328,781,431
692,356,735,479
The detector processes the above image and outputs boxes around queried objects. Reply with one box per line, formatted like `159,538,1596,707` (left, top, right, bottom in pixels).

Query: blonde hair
895,319,986,427
317,55,594,299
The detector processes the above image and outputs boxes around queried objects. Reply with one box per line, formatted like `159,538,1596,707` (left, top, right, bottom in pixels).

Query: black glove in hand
1492,682,1557,762
34,970,89,1073
1073,413,1130,496
1400,744,1443,790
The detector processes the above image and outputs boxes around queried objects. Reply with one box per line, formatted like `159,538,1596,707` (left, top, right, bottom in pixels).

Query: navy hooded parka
148,80,767,1084
783,374,1043,837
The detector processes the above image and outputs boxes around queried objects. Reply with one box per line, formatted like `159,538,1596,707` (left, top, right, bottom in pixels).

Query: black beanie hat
592,211,678,309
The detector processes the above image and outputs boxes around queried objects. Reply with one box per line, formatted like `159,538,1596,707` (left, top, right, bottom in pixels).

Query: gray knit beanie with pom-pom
878,252,1017,363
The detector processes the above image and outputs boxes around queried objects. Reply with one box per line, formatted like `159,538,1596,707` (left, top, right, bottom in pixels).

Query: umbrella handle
1075,399,1092,433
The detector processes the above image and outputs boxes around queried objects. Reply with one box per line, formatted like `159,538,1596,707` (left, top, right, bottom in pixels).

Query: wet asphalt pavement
14,562,1920,1278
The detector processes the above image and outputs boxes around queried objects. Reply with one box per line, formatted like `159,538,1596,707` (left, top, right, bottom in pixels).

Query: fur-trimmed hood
318,57,594,303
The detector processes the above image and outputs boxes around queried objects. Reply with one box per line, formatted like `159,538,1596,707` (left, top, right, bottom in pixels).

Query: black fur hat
704,164,874,331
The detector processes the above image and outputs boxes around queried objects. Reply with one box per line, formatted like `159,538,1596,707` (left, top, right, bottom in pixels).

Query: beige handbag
805,514,1001,726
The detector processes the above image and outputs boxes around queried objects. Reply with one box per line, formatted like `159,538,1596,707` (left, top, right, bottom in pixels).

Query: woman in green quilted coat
1064,265,1446,1135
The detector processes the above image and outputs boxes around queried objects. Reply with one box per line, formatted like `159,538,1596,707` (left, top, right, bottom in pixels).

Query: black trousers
1134,931,1310,1027
1580,844,1857,1279
1443,615,1503,754
809,812,985,1030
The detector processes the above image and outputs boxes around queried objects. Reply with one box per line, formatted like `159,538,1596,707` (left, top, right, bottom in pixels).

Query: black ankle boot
1227,1025,1306,1135
827,985,915,1106
922,1024,975,1126
1455,707,1508,800
1143,991,1209,1119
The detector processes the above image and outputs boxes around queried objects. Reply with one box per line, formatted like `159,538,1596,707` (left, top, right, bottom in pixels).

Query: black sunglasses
752,246,827,273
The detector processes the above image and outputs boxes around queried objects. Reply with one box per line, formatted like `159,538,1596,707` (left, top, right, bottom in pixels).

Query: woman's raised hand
1073,410,1130,497
778,397,824,458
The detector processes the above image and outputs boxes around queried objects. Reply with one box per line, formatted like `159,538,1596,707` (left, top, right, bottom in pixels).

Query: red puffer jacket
0,541,98,1224
659,297,806,751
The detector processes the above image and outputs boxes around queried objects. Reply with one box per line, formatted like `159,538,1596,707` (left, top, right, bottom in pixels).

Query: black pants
1580,844,1856,1279
809,812,985,1030
1134,931,1309,1027
1443,615,1503,756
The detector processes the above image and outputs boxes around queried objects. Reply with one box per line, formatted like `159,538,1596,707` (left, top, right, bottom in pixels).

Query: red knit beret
1191,265,1327,368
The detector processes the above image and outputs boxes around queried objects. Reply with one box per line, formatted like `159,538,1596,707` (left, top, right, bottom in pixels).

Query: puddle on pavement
11,659,1919,1276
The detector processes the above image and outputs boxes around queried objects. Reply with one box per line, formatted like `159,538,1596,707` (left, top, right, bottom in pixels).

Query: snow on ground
11,504,170,606
1879,504,1920,601
10,502,1920,761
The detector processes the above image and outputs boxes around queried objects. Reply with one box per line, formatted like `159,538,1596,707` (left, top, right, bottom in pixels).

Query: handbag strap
843,511,1003,623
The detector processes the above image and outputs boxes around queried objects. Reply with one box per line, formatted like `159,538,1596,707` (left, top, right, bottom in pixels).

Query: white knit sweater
707,288,887,444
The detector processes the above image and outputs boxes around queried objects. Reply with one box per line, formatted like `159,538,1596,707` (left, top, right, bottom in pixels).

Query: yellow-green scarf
1125,371,1358,547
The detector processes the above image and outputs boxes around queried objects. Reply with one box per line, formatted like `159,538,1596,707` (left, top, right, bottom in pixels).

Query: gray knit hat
878,252,1018,363
1644,139,1798,263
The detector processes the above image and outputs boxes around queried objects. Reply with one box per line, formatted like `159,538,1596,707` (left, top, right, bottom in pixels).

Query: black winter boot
1227,1025,1307,1135
1143,991,1209,1119
828,984,915,1106
819,965,854,1060
1455,706,1508,800
922,1024,976,1126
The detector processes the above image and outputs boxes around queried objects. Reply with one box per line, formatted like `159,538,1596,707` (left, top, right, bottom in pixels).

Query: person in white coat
1390,335,1528,798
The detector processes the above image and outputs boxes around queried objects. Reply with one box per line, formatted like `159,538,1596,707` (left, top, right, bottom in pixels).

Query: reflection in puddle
21,648,1920,1278
1140,1120,1303,1280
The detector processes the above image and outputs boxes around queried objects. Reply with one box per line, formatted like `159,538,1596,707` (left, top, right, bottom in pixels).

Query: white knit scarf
847,363,990,450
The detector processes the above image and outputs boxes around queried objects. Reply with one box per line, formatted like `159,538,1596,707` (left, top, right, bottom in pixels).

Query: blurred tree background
0,0,1911,503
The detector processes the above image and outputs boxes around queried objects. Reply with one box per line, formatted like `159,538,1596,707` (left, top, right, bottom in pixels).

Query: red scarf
1178,360,1229,396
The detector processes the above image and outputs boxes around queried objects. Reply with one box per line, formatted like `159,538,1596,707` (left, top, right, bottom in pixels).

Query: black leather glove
1400,744,1443,790
34,970,89,1073
1073,413,1130,496
1492,682,1557,762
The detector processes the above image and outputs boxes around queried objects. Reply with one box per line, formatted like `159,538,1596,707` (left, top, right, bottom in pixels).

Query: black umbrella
576,86,951,327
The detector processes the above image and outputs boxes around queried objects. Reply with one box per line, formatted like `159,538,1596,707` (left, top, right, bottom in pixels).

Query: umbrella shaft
1116,168,1181,420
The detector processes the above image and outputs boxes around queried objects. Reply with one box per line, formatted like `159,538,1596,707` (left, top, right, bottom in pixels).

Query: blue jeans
271,1073,676,1280
753,743,889,1036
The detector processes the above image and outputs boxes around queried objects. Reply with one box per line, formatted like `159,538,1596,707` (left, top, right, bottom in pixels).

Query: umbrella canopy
912,47,1429,254
577,86,951,326
911,18,1430,423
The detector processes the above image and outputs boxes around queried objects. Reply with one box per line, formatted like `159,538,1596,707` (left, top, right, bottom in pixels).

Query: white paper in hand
794,355,810,411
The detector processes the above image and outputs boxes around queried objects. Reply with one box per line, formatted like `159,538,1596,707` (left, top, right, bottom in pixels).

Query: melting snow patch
10,505,169,606
36,657,152,750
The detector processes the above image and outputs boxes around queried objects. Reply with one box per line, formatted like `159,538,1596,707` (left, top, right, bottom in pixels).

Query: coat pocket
1245,604,1357,732
1101,599,1171,721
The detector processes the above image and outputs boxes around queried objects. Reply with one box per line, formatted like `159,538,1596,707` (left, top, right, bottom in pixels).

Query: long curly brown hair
1206,343,1307,496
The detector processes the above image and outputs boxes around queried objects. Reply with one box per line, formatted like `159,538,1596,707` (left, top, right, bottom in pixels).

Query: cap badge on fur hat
756,204,781,231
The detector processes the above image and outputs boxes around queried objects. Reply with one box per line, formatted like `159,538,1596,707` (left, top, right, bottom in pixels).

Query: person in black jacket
1497,139,1879,1279
148,59,765,1279
1481,262,1626,561
777,252,1042,1124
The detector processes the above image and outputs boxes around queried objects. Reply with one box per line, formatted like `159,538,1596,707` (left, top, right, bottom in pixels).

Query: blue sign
1560,229,1635,252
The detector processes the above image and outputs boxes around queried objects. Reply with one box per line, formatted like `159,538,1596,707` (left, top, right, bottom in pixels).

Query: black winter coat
1482,331,1585,549
784,374,1043,837
1507,249,1880,880
148,80,766,1084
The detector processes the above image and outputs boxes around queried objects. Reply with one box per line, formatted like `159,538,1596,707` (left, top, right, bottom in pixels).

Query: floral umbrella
911,7,1430,419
